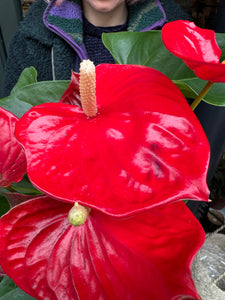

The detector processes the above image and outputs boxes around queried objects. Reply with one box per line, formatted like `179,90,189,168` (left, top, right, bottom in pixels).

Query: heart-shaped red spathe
161,20,225,82
0,195,203,300
15,64,209,217
0,107,26,187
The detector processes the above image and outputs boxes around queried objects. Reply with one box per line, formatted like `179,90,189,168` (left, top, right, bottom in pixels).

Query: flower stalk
191,81,214,111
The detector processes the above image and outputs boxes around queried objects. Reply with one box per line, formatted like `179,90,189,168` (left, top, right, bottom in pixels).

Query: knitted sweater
83,16,128,65
3,0,191,96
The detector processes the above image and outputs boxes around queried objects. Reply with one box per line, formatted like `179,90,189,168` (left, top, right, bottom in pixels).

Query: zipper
42,0,88,61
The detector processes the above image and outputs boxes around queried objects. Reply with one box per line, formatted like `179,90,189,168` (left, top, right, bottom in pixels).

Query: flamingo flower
0,107,26,187
161,20,225,83
0,62,210,299
0,195,204,300
14,63,209,216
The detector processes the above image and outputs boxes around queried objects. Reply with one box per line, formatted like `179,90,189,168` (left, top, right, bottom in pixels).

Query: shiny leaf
103,30,225,106
0,67,69,118
102,31,194,80
10,66,37,95
161,20,225,83
175,79,225,106
15,64,209,216
0,196,203,300
0,108,26,187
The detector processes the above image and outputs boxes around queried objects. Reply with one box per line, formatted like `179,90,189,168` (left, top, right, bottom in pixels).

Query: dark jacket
3,0,190,96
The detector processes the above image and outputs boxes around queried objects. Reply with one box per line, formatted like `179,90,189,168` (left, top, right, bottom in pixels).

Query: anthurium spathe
0,195,203,300
0,107,26,187
15,63,210,217
161,20,225,83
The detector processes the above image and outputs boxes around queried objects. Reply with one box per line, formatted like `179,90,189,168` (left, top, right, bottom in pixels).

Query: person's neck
82,2,128,27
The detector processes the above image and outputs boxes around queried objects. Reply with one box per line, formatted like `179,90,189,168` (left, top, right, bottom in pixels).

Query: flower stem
79,60,97,117
190,81,214,111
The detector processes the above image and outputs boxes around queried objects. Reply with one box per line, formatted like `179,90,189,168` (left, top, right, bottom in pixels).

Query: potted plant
0,20,224,300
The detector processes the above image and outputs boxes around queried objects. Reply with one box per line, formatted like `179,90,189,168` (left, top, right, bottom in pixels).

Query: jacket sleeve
2,0,53,97
3,31,53,97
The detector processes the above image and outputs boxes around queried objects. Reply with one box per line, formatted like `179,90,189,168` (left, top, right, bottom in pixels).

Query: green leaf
103,31,225,106
9,175,42,195
173,80,198,99
0,277,36,299
0,97,32,118
15,80,70,107
102,31,195,80
175,78,225,106
0,176,40,217
10,67,37,95
216,32,225,61
0,67,69,118
0,276,16,296
0,190,10,217
186,81,225,106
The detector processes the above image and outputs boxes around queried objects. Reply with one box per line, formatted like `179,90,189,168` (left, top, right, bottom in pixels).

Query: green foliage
8,175,42,195
102,31,225,106
0,67,69,118
0,277,36,299
1,31,225,113
103,31,194,80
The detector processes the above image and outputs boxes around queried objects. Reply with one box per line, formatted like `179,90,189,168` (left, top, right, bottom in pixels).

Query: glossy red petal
187,61,225,82
60,71,81,107
15,64,209,216
0,107,26,187
0,196,203,300
162,20,225,82
162,20,221,64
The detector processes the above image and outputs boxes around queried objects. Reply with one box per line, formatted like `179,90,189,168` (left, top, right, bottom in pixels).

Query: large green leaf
0,277,36,299
102,31,225,106
0,68,69,118
102,31,195,80
10,67,37,95
14,80,70,107
177,79,225,106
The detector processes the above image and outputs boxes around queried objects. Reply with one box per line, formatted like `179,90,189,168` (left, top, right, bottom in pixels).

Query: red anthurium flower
59,71,81,106
0,195,203,300
15,64,209,217
0,107,26,187
161,20,225,82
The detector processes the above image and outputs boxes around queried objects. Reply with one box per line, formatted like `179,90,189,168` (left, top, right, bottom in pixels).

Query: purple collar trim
43,0,167,60
141,0,167,31
43,0,88,61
